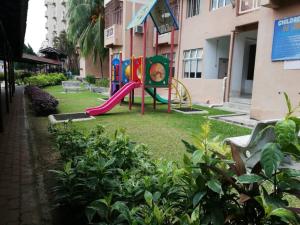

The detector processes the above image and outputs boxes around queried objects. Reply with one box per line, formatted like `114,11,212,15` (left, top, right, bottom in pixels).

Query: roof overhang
20,53,61,65
0,0,29,60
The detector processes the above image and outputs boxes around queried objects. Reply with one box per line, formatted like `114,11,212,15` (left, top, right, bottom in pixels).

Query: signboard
272,15,300,61
127,0,157,30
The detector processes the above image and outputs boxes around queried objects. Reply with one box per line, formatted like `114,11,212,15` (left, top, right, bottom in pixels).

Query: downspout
225,30,236,102
176,0,184,81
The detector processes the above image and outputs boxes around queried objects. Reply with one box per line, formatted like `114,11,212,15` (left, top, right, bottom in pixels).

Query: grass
44,85,251,161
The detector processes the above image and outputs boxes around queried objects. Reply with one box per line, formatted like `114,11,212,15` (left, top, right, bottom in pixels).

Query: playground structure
86,0,191,116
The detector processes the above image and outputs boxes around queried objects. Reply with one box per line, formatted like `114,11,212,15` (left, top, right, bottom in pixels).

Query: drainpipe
176,0,184,81
225,30,236,102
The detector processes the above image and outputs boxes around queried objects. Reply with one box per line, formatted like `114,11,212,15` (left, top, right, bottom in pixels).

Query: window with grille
211,0,231,10
186,0,201,18
183,49,203,78
105,0,123,29
239,0,261,14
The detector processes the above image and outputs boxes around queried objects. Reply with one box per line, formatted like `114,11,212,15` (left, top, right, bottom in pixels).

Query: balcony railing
239,0,261,14
104,24,122,47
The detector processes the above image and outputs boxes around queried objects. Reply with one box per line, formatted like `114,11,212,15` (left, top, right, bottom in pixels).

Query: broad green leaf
192,150,204,164
182,139,198,154
206,179,223,195
284,92,293,115
237,174,264,184
153,191,161,203
275,119,297,148
192,191,206,207
261,143,284,177
290,116,300,132
144,191,153,207
191,207,200,222
283,169,300,178
153,205,163,223
281,143,300,159
268,208,298,225
183,154,192,166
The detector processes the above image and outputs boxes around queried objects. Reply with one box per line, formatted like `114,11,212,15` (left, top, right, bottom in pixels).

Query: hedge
25,86,59,116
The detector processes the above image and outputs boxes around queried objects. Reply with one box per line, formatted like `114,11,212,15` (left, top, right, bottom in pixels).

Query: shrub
15,71,35,85
50,94,300,225
95,78,109,88
24,73,67,87
85,75,96,85
25,85,59,115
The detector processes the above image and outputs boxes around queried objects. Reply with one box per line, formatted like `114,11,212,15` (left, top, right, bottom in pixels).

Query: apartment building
104,0,300,120
44,0,108,78
44,0,68,47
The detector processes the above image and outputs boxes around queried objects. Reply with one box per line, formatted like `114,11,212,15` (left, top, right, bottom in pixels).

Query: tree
67,0,108,77
53,31,79,74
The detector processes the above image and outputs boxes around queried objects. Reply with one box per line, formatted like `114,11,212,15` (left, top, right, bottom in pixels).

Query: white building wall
44,0,68,47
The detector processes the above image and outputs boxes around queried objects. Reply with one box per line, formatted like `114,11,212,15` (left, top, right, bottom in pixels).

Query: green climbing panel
145,55,170,87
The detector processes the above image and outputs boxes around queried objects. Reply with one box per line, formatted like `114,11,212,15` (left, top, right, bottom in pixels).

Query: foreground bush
50,103,300,225
24,73,66,87
25,86,59,115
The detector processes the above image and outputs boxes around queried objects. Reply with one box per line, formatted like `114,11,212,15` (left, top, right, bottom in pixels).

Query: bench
62,81,81,93
224,119,300,172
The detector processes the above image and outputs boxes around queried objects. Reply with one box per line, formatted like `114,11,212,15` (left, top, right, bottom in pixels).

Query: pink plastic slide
86,81,141,116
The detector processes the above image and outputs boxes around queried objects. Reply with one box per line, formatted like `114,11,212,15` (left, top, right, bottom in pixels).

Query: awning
20,53,61,65
127,0,179,35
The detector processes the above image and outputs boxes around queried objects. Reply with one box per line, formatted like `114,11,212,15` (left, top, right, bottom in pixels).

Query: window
105,0,123,29
187,0,200,18
183,49,203,78
211,0,231,10
239,0,261,14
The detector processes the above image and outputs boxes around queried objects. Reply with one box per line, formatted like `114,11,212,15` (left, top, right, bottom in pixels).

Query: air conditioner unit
134,25,144,34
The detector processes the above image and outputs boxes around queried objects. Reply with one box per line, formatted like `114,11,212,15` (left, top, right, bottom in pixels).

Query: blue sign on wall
272,15,300,61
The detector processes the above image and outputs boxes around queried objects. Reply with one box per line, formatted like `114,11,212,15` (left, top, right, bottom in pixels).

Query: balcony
239,0,261,14
153,29,178,47
104,24,122,47
261,0,299,8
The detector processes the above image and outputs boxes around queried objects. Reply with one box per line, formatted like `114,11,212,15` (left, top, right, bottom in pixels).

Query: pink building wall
105,0,300,120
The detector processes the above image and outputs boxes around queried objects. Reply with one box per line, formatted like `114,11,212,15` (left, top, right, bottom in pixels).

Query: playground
44,0,253,160
45,85,250,160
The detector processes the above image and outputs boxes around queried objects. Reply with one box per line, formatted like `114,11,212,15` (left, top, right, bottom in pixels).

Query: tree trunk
100,57,104,78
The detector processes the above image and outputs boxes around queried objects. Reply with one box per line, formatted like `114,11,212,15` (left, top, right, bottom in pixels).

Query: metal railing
105,7,123,29
239,0,261,14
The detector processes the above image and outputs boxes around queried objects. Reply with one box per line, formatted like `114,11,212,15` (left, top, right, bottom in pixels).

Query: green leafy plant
95,78,109,87
85,75,96,85
24,73,67,87
49,94,300,225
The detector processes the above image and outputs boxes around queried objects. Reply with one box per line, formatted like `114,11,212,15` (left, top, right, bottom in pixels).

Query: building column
225,30,236,102
3,59,9,113
0,81,3,132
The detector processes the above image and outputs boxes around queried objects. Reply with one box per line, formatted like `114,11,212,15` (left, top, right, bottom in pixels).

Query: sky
25,0,47,53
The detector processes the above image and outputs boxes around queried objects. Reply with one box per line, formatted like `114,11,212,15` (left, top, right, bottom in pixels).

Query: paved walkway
0,87,41,225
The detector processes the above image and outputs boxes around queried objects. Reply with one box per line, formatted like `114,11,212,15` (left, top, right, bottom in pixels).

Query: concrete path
0,87,41,225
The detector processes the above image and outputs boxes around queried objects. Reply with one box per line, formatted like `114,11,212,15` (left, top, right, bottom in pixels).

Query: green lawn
45,85,251,161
